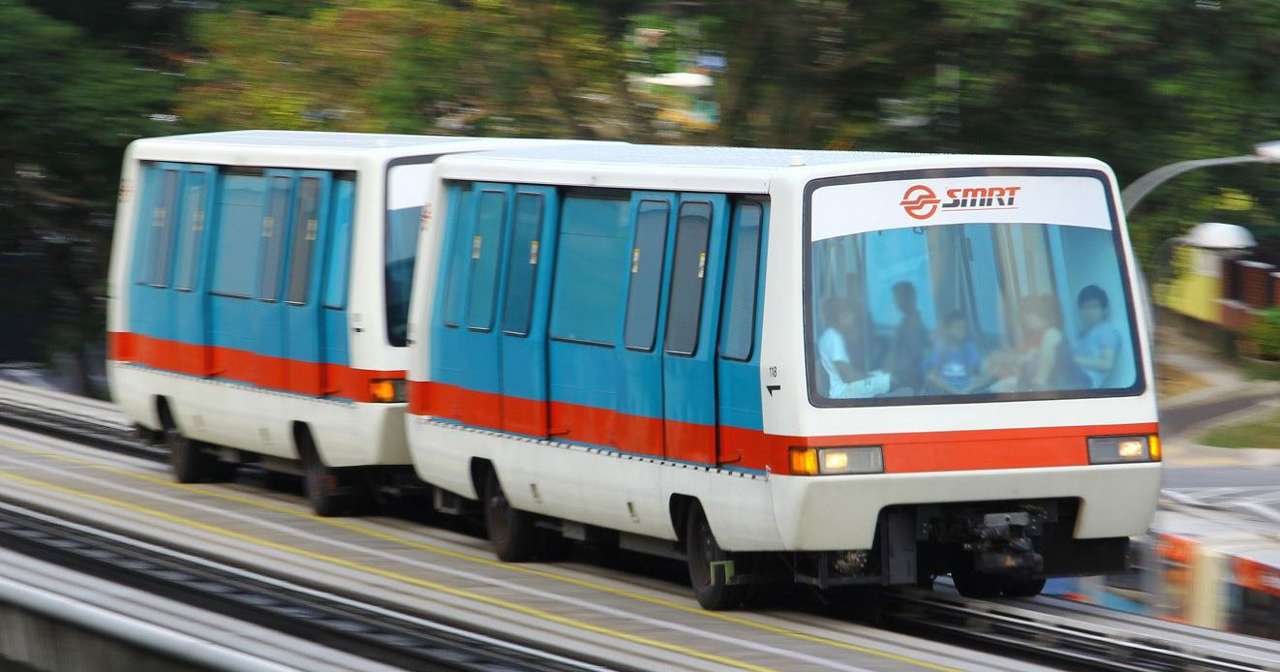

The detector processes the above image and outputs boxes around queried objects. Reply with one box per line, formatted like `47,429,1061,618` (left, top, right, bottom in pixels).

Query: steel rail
0,498,621,672
880,590,1278,671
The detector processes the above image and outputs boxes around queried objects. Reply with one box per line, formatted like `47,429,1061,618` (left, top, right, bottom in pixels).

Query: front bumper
769,462,1161,550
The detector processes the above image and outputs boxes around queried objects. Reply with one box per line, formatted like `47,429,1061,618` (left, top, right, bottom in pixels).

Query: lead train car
107,131,558,515
403,144,1161,609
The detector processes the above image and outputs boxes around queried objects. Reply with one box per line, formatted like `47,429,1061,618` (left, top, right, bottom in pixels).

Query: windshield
386,162,431,347
808,172,1141,406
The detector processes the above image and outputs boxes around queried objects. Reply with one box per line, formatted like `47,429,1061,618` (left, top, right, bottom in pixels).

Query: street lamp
1121,141,1280,216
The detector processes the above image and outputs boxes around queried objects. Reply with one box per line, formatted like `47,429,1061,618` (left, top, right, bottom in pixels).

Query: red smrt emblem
899,185,940,220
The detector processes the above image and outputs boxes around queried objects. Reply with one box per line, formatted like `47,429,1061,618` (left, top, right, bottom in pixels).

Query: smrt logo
899,184,1022,220
899,185,940,220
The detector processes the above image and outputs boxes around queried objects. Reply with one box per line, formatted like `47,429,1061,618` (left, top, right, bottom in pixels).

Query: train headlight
369,379,406,403
1088,435,1160,464
788,446,883,475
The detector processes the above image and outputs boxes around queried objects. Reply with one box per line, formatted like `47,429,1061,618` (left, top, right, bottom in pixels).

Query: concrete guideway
0,422,1039,672
0,547,390,672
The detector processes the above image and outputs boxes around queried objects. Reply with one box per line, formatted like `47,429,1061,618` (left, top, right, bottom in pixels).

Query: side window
322,177,355,309
286,177,321,304
385,163,430,346
173,171,207,292
664,201,712,356
501,192,544,336
719,202,763,360
442,185,473,327
145,169,180,287
466,190,507,331
212,173,266,298
258,176,292,301
549,193,631,346
623,200,670,350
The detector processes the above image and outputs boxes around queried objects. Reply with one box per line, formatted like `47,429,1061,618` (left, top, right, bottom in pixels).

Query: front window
808,171,1141,405
386,163,431,346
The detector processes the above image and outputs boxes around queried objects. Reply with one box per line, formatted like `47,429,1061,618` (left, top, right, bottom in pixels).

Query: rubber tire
1001,576,1046,598
483,470,538,562
686,503,747,610
167,429,225,484
951,566,1003,599
303,449,349,517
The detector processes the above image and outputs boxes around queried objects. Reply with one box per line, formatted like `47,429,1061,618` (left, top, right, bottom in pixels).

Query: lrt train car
402,144,1161,609
107,131,557,515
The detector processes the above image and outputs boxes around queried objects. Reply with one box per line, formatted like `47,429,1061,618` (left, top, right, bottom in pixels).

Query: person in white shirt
818,297,891,399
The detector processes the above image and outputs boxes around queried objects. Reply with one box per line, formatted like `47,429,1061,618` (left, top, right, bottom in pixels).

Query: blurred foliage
1247,308,1280,361
5,0,1280,383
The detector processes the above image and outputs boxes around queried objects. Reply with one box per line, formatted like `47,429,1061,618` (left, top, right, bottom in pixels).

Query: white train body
107,131,556,472
404,145,1160,589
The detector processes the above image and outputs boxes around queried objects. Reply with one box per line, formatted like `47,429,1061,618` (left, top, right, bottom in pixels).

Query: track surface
0,422,1047,672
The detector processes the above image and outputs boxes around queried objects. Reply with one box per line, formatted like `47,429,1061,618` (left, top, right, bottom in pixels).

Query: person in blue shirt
1073,285,1121,388
925,310,984,394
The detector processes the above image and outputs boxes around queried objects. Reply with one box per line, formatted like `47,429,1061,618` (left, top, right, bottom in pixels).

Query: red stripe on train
408,380,1157,475
108,332,403,403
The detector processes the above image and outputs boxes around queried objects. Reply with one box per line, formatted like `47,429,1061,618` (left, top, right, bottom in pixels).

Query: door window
664,201,713,356
623,200,670,351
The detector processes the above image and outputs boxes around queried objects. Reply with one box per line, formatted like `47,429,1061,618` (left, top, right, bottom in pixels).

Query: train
106,131,564,514
110,132,1161,610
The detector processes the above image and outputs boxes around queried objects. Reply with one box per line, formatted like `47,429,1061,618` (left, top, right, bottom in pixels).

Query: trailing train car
107,131,559,515
403,144,1161,608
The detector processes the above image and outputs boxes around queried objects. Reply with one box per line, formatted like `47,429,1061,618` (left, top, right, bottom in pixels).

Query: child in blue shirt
925,311,983,395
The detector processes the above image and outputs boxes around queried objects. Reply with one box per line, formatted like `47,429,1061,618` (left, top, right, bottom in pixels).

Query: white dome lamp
1180,222,1257,251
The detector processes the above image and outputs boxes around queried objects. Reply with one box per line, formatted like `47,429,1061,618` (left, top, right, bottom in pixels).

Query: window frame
663,199,714,357
465,188,509,332
717,200,764,362
547,189,632,348
322,174,357,311
144,168,182,288
209,167,267,300
801,167,1148,409
285,175,324,306
623,198,672,352
256,174,294,303
500,191,546,337
173,170,209,293
383,155,443,347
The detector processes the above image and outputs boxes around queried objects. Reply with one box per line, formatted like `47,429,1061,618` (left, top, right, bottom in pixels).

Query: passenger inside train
811,221,1139,401
1074,284,1122,387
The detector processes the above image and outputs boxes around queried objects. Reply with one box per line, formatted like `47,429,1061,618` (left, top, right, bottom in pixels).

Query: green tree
0,0,175,392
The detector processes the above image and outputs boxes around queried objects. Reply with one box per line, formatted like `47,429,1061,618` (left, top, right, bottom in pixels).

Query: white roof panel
128,131,585,169
448,142,920,169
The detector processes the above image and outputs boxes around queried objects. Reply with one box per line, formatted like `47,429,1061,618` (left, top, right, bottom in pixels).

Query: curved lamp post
1121,141,1280,216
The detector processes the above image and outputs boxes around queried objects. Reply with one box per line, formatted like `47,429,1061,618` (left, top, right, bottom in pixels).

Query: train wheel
303,451,350,517
1000,576,1046,598
167,429,224,484
686,503,746,610
483,470,538,562
951,566,1002,599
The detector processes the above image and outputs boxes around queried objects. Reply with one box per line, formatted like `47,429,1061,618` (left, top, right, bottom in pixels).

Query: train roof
435,142,1111,194
126,131,582,171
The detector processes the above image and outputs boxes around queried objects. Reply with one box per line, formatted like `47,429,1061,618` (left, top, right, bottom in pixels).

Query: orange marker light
788,447,819,476
369,379,398,403
1149,434,1162,461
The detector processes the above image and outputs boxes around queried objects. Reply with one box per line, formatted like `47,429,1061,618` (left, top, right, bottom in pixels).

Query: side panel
457,183,513,428
546,192,631,447
284,171,332,396
321,177,356,395
716,200,769,466
661,194,728,464
251,170,297,390
615,192,676,457
499,186,559,437
169,165,218,376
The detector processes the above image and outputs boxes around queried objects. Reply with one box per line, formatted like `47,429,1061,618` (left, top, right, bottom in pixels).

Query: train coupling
966,511,1044,575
